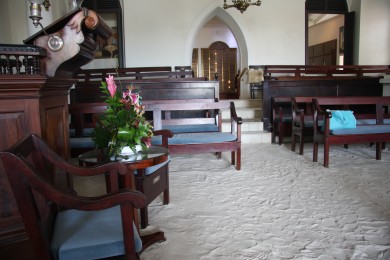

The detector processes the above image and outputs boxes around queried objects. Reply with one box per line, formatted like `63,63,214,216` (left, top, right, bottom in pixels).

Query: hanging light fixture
27,0,65,52
223,0,262,13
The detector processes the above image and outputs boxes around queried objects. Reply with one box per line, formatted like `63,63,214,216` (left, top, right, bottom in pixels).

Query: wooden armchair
0,134,165,260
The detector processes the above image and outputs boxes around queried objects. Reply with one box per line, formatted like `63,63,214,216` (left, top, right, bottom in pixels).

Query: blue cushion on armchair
51,205,142,260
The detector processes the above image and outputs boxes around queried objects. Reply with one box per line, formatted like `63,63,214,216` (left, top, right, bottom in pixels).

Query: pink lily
106,75,117,98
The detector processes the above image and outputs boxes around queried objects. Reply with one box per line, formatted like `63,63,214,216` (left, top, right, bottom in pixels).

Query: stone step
241,131,272,144
226,98,262,108
222,118,263,132
221,107,262,119
220,98,270,144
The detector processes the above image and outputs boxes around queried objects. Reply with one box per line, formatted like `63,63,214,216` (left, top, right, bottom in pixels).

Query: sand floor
139,143,390,260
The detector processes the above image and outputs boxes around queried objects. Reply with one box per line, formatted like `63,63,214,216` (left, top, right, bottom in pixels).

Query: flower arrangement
90,75,153,159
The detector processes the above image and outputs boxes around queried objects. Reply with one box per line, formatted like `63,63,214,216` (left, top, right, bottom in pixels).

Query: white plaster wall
122,0,305,68
1,0,389,69
1,1,28,44
358,0,390,65
194,27,238,49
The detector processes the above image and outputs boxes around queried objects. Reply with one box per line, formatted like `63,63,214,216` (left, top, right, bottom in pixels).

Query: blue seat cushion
69,128,94,138
69,137,95,149
274,116,292,123
357,118,390,125
152,132,237,145
163,124,218,133
330,125,390,135
51,206,142,260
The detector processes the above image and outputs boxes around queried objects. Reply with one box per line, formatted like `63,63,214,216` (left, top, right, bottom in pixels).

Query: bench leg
271,130,276,144
376,142,382,160
278,123,284,145
313,142,318,162
324,142,330,168
291,134,296,152
236,148,241,170
231,151,236,166
299,132,305,155
163,170,170,205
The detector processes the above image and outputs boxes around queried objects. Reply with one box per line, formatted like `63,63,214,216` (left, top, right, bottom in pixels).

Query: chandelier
223,0,262,13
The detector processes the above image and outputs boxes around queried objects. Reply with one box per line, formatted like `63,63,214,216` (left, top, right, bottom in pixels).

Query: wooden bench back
314,96,390,106
262,76,384,131
71,81,219,104
145,101,232,131
68,102,107,137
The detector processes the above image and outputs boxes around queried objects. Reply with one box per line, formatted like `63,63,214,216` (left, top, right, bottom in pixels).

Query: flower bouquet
90,75,153,160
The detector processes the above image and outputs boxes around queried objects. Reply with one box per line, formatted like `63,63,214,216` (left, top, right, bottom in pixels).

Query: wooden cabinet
0,76,73,245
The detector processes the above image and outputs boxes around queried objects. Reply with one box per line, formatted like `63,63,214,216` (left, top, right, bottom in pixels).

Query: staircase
221,99,271,144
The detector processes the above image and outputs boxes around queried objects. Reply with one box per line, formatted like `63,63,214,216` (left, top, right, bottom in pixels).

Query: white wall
194,27,237,49
122,0,305,68
1,0,389,68
357,0,390,65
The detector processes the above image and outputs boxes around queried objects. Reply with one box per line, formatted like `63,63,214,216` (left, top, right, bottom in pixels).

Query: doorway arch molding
184,6,248,73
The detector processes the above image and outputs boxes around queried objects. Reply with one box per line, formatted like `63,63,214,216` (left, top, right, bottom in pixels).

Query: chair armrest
229,102,242,140
153,129,174,148
272,99,284,123
313,99,332,134
291,97,304,126
58,188,147,212
229,102,243,125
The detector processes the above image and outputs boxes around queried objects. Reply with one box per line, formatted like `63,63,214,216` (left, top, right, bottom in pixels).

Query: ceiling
308,13,340,27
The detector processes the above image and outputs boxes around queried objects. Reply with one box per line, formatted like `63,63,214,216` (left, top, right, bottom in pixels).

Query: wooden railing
0,44,47,75
74,66,195,82
262,65,390,80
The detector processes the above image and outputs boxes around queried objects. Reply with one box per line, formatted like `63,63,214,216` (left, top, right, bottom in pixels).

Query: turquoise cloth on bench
322,110,356,131
152,132,237,145
330,125,390,135
51,205,142,260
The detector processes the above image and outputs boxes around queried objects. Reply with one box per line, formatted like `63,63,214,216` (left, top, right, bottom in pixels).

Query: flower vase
120,145,142,156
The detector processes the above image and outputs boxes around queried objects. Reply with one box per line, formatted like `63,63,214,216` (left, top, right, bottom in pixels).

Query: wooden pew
291,96,318,155
145,100,243,170
312,96,390,167
70,80,218,104
259,65,390,131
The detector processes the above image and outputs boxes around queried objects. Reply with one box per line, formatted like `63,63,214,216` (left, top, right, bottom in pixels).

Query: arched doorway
184,6,248,99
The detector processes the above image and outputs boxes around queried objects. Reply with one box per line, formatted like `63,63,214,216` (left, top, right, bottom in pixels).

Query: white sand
140,143,390,260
